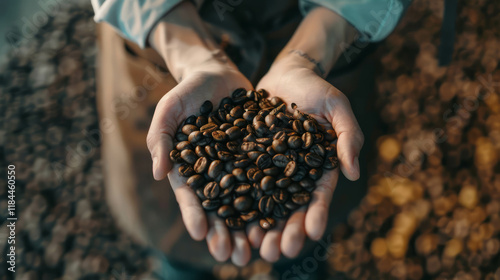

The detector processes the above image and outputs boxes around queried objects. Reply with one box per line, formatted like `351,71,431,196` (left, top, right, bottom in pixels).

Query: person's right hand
147,59,255,265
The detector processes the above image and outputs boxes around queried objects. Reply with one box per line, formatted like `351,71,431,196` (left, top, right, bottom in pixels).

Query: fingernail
152,156,159,179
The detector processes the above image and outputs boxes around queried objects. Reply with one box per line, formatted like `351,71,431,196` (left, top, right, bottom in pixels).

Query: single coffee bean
230,106,244,118
233,118,247,128
226,141,239,153
259,196,275,215
208,160,223,179
303,120,317,133
272,154,290,168
299,178,315,191
259,98,273,109
182,124,199,135
196,116,208,127
220,174,236,189
176,141,193,151
273,131,287,141
256,153,272,169
233,168,247,182
241,142,256,152
310,144,326,158
185,115,197,125
325,129,337,141
285,200,300,210
287,182,302,193
272,139,287,153
291,166,308,182
235,183,252,195
202,199,220,211
292,191,311,206
200,123,218,133
265,114,277,127
259,217,276,230
180,149,197,165
215,109,226,123
188,131,203,144
217,205,236,218
287,136,303,149
219,123,232,131
226,217,245,230
272,189,289,204
273,204,290,219
309,168,323,180
212,130,228,142
284,161,298,177
292,120,305,134
324,156,339,170
232,88,248,104
246,90,256,100
304,153,324,168
225,126,242,140
176,132,188,141
260,176,275,192
219,97,234,109
254,121,268,137
169,150,182,163
218,151,233,161
276,177,292,188
234,196,253,212
248,151,263,161
224,160,235,173
247,168,264,182
244,101,259,110
200,100,213,115
203,182,220,199
187,174,205,189
263,166,280,176
240,210,259,223
270,96,283,106
205,145,218,159
276,112,290,123
243,110,257,122
194,157,209,173
179,164,195,177
302,132,313,149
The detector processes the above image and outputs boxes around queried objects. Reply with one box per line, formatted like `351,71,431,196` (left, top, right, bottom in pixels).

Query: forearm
148,1,234,81
274,7,359,76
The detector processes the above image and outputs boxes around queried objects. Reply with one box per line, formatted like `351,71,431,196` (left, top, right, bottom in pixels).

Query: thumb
147,91,185,180
324,89,364,181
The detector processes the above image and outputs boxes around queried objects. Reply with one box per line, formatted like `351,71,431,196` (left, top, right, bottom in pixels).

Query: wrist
149,1,236,81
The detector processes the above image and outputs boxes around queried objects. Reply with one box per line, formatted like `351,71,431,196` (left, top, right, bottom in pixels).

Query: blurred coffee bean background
0,0,499,279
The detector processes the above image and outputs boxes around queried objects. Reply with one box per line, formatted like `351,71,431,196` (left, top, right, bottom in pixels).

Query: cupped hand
146,61,254,265
253,58,364,262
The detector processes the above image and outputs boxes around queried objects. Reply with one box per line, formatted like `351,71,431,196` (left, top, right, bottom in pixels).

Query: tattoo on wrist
288,49,325,77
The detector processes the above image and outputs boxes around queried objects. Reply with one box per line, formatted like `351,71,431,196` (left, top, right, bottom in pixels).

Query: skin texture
146,1,363,266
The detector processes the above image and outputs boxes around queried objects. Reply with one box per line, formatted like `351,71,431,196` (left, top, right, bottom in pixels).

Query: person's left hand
250,56,364,262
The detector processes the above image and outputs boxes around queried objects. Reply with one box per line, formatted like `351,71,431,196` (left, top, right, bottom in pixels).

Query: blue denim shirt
92,0,411,48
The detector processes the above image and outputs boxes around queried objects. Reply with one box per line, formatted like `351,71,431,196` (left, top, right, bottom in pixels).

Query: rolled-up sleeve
300,0,412,42
91,0,184,48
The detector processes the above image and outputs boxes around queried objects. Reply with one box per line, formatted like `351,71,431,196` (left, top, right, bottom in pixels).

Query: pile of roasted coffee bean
169,88,338,231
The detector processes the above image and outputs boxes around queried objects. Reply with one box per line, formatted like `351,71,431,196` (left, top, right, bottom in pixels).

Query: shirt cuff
299,0,411,42
92,0,185,48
